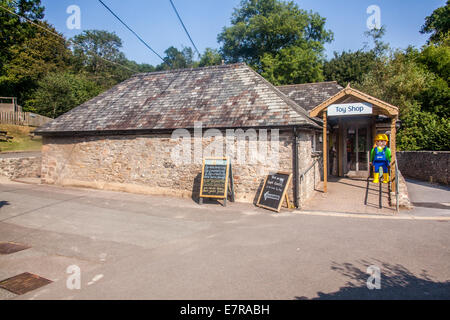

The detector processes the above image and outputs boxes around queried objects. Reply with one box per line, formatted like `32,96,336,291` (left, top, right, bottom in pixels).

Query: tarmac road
0,178,449,300
405,178,450,217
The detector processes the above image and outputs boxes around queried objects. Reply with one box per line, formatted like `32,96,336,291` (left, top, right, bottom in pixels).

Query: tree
324,27,388,86
355,43,450,151
323,50,377,86
156,46,196,70
397,104,450,151
260,45,324,85
198,48,223,67
415,40,450,119
0,21,72,105
27,71,102,118
0,0,45,74
217,0,333,83
420,0,450,43
71,30,133,87
355,49,432,116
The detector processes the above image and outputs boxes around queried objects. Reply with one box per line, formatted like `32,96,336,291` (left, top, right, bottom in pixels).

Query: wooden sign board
199,157,235,206
328,102,373,116
256,172,293,213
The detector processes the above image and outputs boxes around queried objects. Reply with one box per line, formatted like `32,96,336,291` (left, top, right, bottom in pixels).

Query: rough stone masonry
0,153,41,179
41,129,320,206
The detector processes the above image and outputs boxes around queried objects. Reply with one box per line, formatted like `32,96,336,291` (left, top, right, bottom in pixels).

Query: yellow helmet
375,134,389,142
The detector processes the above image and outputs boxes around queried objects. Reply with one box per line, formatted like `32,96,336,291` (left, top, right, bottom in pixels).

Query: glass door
357,127,368,172
346,128,356,172
345,125,370,177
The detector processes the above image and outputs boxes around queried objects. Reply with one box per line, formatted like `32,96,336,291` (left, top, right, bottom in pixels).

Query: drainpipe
293,127,299,208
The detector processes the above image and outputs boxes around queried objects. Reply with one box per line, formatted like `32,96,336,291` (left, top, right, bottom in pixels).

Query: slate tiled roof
36,63,320,135
277,82,343,112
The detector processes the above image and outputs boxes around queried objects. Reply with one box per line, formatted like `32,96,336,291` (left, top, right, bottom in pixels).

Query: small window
312,132,323,152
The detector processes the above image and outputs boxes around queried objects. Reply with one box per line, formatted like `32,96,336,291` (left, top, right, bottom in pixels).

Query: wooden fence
0,112,52,127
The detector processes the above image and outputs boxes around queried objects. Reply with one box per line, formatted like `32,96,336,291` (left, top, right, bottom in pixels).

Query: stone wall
397,151,449,185
0,153,41,179
41,129,319,205
297,131,322,208
390,170,413,209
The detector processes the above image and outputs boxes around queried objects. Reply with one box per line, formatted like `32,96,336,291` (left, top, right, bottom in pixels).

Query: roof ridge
277,81,341,88
242,66,320,128
132,62,245,77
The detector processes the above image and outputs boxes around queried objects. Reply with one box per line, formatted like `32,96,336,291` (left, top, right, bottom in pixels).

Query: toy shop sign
328,102,373,116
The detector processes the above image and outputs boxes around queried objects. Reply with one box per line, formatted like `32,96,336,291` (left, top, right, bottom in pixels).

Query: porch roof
309,85,399,118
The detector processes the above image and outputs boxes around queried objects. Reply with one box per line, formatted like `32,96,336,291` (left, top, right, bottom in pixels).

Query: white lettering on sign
328,102,373,116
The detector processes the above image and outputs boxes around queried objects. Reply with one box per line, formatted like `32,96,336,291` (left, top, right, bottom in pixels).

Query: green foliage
354,41,450,151
0,21,72,103
324,50,377,86
218,0,332,81
324,27,388,86
418,76,450,119
0,0,45,74
416,40,450,81
198,48,223,67
420,0,450,43
155,46,224,70
26,71,102,118
260,45,324,85
70,30,135,88
397,103,450,151
355,49,432,115
415,39,450,119
156,46,196,70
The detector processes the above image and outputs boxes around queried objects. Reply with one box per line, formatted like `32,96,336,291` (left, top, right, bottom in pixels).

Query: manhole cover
0,242,30,255
0,272,52,295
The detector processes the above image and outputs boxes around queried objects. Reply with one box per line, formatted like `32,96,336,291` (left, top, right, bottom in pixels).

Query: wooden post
390,116,397,193
371,116,377,178
338,118,343,177
323,111,328,193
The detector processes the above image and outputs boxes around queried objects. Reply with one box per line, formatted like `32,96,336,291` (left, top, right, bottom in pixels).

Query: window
311,132,322,152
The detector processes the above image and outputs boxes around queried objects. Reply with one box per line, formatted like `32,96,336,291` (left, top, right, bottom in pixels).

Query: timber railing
0,112,52,127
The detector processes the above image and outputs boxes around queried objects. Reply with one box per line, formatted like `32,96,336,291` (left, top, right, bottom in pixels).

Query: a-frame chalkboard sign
256,172,294,213
199,157,235,207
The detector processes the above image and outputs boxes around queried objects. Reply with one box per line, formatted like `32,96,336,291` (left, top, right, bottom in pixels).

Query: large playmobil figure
370,134,391,183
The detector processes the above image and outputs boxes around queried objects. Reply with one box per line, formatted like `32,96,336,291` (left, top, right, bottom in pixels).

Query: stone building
35,63,343,208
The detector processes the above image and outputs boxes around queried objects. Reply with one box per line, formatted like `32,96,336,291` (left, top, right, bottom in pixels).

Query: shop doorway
343,121,371,178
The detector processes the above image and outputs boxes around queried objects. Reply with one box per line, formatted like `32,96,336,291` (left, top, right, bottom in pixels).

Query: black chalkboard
200,158,230,198
256,172,292,212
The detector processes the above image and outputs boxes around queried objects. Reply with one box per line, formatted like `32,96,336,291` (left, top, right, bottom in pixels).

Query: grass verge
0,124,42,152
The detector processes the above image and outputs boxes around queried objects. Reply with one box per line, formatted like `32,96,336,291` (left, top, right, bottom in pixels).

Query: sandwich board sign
256,172,294,213
199,157,235,207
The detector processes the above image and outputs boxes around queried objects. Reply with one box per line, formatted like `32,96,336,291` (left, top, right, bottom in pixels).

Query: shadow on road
296,260,450,300
0,201,10,209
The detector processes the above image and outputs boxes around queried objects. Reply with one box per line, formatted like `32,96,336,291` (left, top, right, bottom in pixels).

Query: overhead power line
0,4,139,73
98,0,167,64
169,0,201,57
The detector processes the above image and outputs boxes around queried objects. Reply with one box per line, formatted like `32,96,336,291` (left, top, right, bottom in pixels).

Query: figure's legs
382,164,389,183
373,163,381,183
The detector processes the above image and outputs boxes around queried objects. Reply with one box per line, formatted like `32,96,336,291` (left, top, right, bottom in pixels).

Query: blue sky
40,0,445,66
